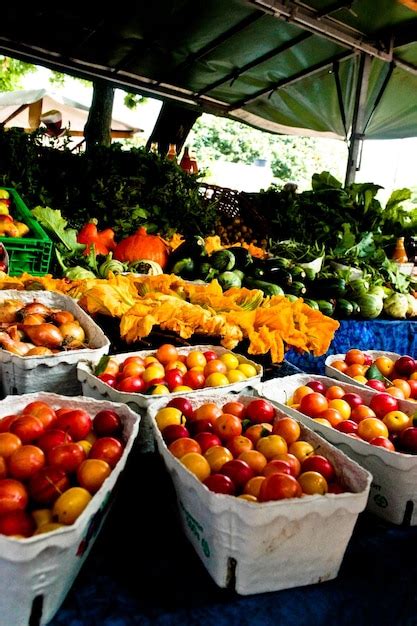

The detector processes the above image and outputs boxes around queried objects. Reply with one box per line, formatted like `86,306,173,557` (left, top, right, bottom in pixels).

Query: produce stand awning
0,89,142,138
1,1,417,142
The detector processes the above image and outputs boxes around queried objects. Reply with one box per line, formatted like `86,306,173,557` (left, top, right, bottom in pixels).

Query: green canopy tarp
1,0,417,142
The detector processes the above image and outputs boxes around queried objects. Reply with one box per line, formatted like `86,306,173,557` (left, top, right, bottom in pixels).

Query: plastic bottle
166,143,177,161
392,237,408,263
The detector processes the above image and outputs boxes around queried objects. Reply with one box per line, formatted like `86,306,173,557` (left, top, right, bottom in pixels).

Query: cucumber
314,278,347,298
335,298,354,318
243,276,285,296
316,299,336,317
286,280,307,296
303,298,319,310
290,265,307,281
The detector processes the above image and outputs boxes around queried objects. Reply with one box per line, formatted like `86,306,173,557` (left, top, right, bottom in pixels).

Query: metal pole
345,53,372,186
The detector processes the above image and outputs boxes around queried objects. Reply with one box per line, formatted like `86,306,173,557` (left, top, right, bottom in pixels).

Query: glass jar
179,146,192,173
392,237,408,263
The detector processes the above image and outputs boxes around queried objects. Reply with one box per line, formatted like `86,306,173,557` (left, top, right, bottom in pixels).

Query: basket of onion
0,290,110,396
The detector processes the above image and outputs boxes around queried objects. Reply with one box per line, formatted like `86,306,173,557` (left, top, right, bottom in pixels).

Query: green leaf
385,188,412,213
32,205,85,253
311,171,343,191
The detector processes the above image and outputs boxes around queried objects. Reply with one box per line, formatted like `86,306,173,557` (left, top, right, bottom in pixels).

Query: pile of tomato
0,400,125,538
288,379,417,454
154,396,348,502
96,344,258,395
331,348,417,399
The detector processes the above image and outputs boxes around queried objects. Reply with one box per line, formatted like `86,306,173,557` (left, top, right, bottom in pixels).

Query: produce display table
286,318,417,374
48,449,417,626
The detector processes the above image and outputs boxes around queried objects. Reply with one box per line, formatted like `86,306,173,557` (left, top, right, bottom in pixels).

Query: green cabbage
383,293,409,319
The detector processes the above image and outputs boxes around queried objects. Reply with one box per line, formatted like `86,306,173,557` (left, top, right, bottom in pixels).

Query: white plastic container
258,374,417,525
148,392,371,595
325,351,401,388
0,391,140,626
0,290,110,396
78,345,262,453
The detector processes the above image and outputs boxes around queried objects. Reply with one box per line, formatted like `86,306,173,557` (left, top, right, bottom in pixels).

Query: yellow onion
20,302,52,318
59,321,86,345
26,346,54,356
50,310,75,325
22,324,63,348
0,331,33,355
22,313,46,326
0,299,25,324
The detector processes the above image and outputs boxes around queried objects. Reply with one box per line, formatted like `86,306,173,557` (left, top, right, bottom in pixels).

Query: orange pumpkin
114,227,169,269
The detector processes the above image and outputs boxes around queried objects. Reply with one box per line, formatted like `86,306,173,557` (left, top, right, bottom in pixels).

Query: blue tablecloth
286,319,417,374
48,451,417,626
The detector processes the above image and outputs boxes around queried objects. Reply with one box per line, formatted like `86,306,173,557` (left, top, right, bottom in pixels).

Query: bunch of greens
252,171,417,248
0,129,217,239
31,206,98,278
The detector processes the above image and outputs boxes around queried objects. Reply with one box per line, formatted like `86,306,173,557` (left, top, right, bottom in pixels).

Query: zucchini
233,269,245,281
303,267,318,281
285,294,299,302
243,276,285,297
209,249,235,272
314,278,347,298
199,261,217,280
335,298,354,318
227,247,253,270
286,280,307,296
170,257,195,278
303,298,319,310
316,299,336,317
218,270,242,290
260,257,293,269
252,266,293,288
166,235,207,271
289,265,307,281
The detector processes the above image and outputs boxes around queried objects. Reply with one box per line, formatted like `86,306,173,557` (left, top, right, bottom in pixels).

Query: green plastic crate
0,187,53,276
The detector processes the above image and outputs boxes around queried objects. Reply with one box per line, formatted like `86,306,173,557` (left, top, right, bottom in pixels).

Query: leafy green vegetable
32,205,99,276
32,206,85,253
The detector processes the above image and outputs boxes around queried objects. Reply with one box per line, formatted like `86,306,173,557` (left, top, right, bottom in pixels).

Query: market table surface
286,318,417,374
45,443,417,626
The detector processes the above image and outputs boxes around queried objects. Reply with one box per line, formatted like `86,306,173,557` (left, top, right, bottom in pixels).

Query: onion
0,331,33,355
26,346,54,356
20,302,52,318
22,323,64,348
59,321,86,344
23,313,45,326
0,299,25,324
51,310,75,325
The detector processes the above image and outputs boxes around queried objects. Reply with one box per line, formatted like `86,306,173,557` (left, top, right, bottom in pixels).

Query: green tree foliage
0,56,35,90
188,114,347,190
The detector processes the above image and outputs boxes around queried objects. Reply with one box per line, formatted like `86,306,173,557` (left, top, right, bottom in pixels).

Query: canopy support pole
146,102,201,156
345,53,372,186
